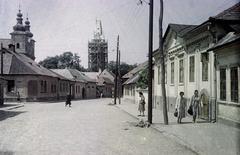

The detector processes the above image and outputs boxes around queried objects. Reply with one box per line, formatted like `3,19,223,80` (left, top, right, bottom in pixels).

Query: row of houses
0,9,115,104
123,2,240,126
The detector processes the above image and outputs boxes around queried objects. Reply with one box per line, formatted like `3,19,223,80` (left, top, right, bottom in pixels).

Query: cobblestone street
0,99,196,155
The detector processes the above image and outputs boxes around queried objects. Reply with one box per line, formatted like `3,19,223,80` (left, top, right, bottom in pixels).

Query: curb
0,104,25,111
7,105,24,110
115,105,201,155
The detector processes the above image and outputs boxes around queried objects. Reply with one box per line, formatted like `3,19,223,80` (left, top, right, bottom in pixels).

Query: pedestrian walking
175,92,187,124
190,90,202,123
65,94,72,107
138,92,145,117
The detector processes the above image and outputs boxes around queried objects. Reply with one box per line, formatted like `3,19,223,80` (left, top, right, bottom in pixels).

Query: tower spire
13,6,25,32
25,13,33,38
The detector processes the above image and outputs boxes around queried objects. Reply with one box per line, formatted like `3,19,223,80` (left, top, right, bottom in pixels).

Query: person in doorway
175,92,187,124
65,94,72,107
138,92,145,117
190,90,202,123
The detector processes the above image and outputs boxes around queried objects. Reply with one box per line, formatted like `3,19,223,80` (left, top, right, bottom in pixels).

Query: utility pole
118,49,121,104
159,0,168,125
1,43,3,75
114,35,119,104
148,0,154,124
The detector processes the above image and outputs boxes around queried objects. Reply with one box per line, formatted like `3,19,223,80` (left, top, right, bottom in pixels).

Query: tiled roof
123,74,140,85
122,61,148,79
69,69,96,83
51,69,96,83
99,69,115,82
51,69,75,81
208,32,240,51
185,2,240,36
167,24,197,37
0,48,60,78
83,72,99,81
213,2,240,21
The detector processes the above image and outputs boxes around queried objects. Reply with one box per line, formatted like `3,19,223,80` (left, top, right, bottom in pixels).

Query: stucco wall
218,103,240,123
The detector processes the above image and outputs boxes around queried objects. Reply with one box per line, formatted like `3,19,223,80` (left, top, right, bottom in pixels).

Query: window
44,81,47,92
158,66,160,84
40,80,47,93
51,84,56,93
171,62,174,84
179,59,184,83
189,56,195,82
7,80,15,92
60,83,63,92
230,67,238,102
16,43,20,49
202,53,209,81
220,69,226,101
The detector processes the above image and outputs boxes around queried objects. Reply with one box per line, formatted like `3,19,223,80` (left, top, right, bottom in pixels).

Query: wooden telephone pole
148,0,154,124
114,35,119,104
118,49,121,104
159,0,168,125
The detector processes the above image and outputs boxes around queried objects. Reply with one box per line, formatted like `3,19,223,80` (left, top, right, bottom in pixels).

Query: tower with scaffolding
88,20,108,72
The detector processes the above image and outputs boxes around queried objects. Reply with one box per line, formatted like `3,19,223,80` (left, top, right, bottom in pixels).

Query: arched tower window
16,43,20,49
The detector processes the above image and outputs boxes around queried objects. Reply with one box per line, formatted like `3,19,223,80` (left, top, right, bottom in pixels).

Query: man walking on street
65,94,72,107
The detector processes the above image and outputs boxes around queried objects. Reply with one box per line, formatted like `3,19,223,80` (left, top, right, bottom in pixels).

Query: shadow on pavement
0,110,26,121
0,151,15,155
0,104,20,108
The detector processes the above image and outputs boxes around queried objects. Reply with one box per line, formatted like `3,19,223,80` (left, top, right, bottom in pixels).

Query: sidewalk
116,99,240,155
0,102,24,111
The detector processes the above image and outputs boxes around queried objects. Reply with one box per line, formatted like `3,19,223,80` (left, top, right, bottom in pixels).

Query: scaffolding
88,20,108,72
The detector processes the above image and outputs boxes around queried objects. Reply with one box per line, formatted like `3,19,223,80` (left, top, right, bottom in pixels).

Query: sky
0,0,238,67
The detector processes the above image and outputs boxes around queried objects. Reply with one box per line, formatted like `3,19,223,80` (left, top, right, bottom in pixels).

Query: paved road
0,99,196,155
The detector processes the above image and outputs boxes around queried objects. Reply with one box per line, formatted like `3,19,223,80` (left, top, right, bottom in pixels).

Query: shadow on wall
0,110,26,121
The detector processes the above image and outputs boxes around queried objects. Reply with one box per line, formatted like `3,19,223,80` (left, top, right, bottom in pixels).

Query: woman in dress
190,90,202,123
175,92,187,123
138,92,145,117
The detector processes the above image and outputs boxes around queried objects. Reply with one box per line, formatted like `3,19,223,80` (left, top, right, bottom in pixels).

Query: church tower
88,20,108,72
10,9,35,60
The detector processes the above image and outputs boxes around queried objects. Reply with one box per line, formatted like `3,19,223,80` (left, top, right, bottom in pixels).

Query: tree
159,0,168,125
136,68,148,89
107,61,137,76
38,56,59,69
39,51,87,71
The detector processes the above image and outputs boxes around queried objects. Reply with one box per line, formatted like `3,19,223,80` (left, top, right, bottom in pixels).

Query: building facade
153,2,240,125
209,32,240,126
52,69,97,99
0,9,72,102
83,69,114,98
88,20,108,72
123,61,148,104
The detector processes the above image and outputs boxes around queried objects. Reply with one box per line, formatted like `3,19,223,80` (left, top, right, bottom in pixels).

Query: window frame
189,56,195,82
179,59,184,84
230,67,238,102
